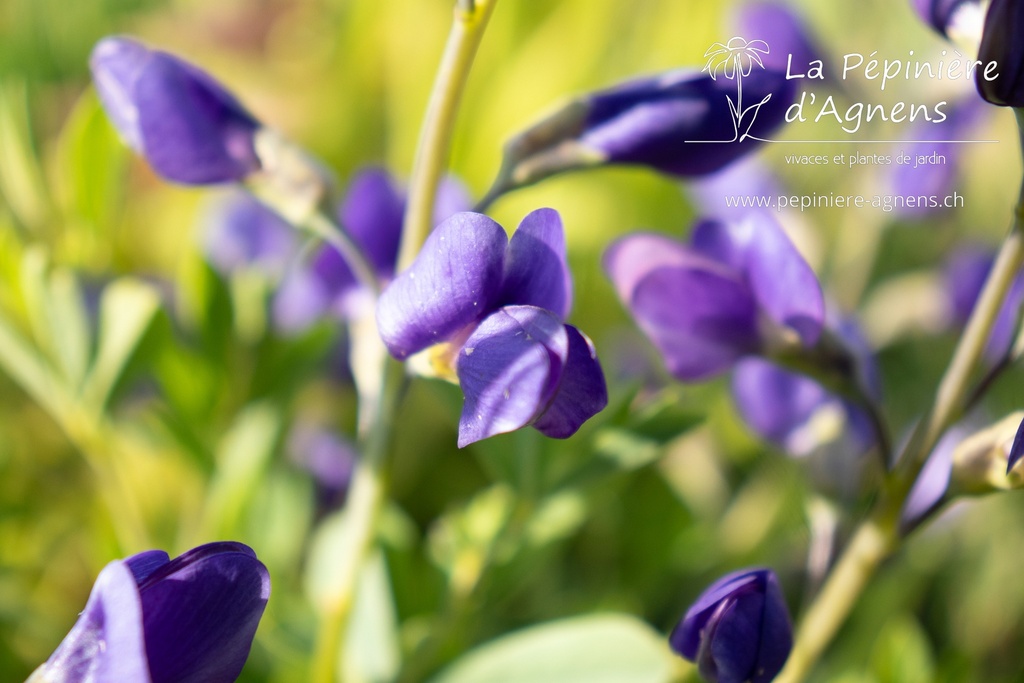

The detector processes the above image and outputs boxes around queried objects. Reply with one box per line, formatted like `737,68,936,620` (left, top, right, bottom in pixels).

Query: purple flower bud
34,542,270,683
201,191,298,277
581,69,796,176
669,568,792,683
90,36,261,185
976,0,1024,106
604,214,824,381
376,209,607,447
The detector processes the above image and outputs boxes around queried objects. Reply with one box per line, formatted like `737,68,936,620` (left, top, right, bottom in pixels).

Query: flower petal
377,212,507,358
455,306,568,447
604,232,713,302
137,542,270,683
202,192,297,276
704,592,764,683
132,50,260,184
124,550,171,585
629,264,759,381
90,36,149,150
531,324,607,438
499,208,573,319
695,215,824,346
669,569,762,660
41,561,152,683
338,167,406,279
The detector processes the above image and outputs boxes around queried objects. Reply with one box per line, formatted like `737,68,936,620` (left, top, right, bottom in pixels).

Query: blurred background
2,0,1024,681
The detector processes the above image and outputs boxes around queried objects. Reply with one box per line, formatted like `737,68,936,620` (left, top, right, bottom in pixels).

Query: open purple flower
604,214,824,381
273,167,469,333
90,36,261,185
33,542,270,683
376,209,607,447
976,0,1024,106
669,568,792,683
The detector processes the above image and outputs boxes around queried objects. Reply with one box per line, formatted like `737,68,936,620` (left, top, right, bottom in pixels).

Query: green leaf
870,614,935,683
429,614,676,683
343,550,401,683
81,278,161,409
0,81,51,231
201,402,282,538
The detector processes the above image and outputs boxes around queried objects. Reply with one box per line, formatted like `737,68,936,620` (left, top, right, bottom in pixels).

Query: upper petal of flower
137,542,270,683
498,208,573,319
338,167,406,279
124,550,171,585
693,215,824,347
531,324,608,439
455,306,568,447
377,212,507,358
39,561,152,683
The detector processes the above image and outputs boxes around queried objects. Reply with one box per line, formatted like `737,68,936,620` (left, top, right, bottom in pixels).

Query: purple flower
943,245,1024,361
273,167,470,333
202,191,298,277
580,69,795,176
976,0,1024,106
669,568,792,683
900,426,966,532
911,0,983,39
376,209,607,447
604,214,824,381
34,542,270,683
287,423,357,511
732,358,875,458
90,36,261,185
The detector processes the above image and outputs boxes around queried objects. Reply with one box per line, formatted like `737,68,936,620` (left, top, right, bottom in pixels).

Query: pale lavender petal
138,542,270,683
42,561,151,683
455,306,568,447
688,157,783,220
202,192,297,276
498,208,573,319
132,51,260,184
271,266,334,334
531,324,607,438
604,232,713,303
377,213,507,358
900,427,961,530
90,36,149,150
630,265,759,381
433,176,473,227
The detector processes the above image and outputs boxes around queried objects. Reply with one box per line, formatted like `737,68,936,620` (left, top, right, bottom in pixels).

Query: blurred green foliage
2,0,1024,682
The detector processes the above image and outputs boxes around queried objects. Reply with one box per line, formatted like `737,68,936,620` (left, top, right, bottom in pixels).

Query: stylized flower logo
699,36,773,143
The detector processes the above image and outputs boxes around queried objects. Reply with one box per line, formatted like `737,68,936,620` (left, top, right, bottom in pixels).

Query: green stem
776,171,1024,682
398,0,499,271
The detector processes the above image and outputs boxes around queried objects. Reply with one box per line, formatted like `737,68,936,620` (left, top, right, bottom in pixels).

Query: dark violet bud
912,0,984,40
976,0,1024,106
90,36,261,185
669,568,792,683
202,191,298,277
31,542,270,683
604,213,824,381
272,168,470,333
376,209,607,447
942,244,1024,361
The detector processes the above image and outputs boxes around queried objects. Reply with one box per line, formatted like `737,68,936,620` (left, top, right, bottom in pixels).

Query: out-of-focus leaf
429,614,676,683
0,81,50,231
344,550,401,683
201,402,282,538
870,614,935,683
524,490,587,548
428,485,515,594
81,277,160,409
0,307,62,416
55,89,127,236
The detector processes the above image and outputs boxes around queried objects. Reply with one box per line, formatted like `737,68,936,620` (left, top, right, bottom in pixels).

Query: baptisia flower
30,542,270,683
911,0,986,42
202,190,298,279
669,568,793,683
376,209,607,447
604,214,824,382
943,244,1024,361
976,0,1024,106
90,36,261,184
273,167,469,333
